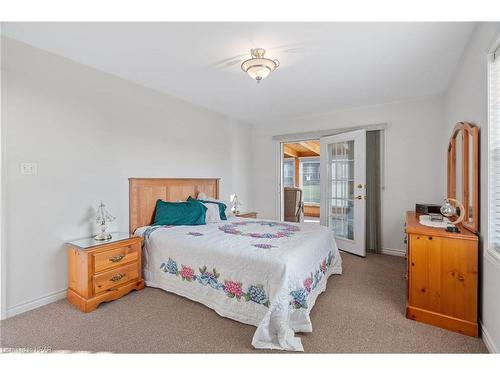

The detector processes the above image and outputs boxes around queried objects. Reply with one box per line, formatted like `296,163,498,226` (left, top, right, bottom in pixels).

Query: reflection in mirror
468,132,474,223
455,132,463,202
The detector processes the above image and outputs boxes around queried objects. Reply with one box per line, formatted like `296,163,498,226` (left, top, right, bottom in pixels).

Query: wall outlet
20,162,37,175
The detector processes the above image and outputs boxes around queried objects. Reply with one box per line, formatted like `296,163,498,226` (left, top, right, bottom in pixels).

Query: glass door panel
329,140,354,240
320,130,366,256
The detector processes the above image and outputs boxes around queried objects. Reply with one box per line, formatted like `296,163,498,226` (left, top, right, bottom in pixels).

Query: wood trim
128,178,220,234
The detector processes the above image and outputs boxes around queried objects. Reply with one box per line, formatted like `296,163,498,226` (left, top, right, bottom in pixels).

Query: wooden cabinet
67,233,144,312
405,211,478,337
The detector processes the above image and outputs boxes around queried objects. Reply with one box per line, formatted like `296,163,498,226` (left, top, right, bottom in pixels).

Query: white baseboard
381,247,406,257
6,288,67,318
481,320,499,353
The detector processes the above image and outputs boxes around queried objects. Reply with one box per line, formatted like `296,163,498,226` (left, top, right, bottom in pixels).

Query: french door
320,130,366,256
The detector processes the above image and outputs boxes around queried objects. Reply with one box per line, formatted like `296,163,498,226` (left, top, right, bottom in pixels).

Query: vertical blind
489,47,500,254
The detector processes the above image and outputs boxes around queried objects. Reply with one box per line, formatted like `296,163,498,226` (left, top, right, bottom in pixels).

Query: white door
320,130,366,256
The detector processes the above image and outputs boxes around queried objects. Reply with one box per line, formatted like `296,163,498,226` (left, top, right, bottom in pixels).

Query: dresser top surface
67,232,140,249
406,211,478,241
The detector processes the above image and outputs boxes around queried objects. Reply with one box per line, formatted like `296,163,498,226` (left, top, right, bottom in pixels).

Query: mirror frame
447,122,479,234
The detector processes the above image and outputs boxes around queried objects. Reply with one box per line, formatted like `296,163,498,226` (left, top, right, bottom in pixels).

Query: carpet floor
0,253,487,353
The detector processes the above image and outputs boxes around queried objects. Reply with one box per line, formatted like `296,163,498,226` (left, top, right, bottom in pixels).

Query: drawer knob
110,254,125,263
110,273,125,282
458,274,465,282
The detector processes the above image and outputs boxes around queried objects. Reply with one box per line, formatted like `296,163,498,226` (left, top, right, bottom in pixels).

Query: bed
129,178,342,351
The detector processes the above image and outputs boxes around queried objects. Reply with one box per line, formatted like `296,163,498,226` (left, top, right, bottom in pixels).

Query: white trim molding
381,247,406,257
481,320,499,353
6,288,67,318
271,123,388,142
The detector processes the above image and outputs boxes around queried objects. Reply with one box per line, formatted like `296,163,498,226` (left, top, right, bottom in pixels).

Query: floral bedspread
136,217,342,351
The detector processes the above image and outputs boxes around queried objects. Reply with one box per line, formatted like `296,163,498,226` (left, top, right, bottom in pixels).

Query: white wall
0,24,6,319
444,22,500,353
1,37,253,316
250,96,447,254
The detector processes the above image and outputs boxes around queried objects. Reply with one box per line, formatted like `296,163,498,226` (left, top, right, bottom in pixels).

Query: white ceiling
3,22,475,125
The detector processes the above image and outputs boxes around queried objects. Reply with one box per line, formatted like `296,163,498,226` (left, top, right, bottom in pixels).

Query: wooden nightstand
235,212,258,219
67,233,144,312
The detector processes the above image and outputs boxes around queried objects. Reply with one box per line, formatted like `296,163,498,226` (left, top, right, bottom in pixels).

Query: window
283,159,295,188
300,158,320,204
489,43,500,258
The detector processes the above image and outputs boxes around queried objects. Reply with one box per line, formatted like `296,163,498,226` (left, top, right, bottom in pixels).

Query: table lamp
94,201,115,241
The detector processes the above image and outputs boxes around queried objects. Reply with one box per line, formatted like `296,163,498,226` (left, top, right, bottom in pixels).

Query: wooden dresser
405,211,478,336
67,233,144,312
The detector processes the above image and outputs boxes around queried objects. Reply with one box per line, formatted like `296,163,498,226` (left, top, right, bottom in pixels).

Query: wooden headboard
129,178,220,233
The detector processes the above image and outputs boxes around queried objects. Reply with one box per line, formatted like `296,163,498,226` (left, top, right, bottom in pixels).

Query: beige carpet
0,253,487,353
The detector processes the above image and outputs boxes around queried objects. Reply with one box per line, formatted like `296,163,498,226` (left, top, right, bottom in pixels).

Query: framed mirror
447,122,479,233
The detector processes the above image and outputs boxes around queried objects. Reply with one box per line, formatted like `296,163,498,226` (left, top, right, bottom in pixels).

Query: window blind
489,49,500,254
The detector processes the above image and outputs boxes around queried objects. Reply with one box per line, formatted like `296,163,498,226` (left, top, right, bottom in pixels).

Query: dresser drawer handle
109,254,125,263
110,273,125,282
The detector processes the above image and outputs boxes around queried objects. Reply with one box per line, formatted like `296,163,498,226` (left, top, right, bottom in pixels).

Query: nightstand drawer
93,262,139,295
93,243,139,273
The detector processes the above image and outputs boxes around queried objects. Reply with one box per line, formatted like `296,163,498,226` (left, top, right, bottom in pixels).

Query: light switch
20,162,37,175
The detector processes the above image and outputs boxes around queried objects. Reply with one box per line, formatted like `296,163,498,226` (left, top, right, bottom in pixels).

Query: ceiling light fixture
241,48,280,83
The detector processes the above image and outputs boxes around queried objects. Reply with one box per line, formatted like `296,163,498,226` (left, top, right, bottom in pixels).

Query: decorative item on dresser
235,211,258,219
405,211,478,336
67,233,144,312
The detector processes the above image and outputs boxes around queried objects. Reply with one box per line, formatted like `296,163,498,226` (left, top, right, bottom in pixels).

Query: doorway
279,129,382,257
281,140,321,224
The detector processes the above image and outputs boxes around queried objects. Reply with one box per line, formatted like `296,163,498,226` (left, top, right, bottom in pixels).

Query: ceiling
2,22,476,125
284,141,320,158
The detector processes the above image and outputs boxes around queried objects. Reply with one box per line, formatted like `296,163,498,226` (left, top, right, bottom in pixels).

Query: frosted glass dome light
241,48,280,83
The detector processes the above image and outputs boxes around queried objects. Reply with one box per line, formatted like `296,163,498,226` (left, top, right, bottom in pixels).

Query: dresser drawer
93,243,139,273
93,262,139,295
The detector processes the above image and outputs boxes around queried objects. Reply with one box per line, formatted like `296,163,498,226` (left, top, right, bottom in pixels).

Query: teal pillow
153,199,207,226
187,196,227,220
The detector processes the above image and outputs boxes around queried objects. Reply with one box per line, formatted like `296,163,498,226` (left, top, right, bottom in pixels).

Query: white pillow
197,192,233,218
197,192,210,200
201,202,223,223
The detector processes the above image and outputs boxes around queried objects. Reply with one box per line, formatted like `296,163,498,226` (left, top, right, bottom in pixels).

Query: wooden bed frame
129,178,220,234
